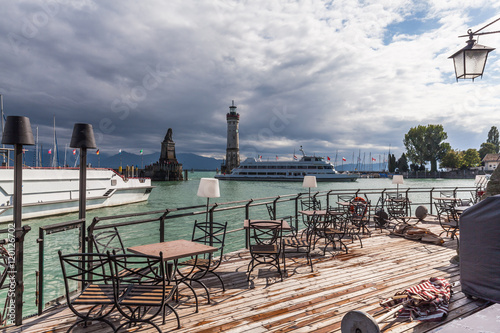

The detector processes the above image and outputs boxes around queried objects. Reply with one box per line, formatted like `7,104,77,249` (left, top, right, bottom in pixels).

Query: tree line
386,125,499,173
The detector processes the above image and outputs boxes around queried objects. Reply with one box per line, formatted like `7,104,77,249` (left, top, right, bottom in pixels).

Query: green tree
461,148,481,169
397,153,409,172
479,142,496,159
388,153,397,173
487,126,499,153
403,124,450,172
440,149,462,169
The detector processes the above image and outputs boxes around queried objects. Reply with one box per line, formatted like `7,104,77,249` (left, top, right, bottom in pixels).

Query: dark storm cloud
1,0,500,163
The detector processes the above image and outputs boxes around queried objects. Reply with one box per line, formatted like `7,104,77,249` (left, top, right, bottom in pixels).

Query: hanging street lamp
449,17,500,81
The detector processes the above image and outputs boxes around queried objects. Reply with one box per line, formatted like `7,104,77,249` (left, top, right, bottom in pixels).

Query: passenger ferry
0,168,153,223
215,148,358,182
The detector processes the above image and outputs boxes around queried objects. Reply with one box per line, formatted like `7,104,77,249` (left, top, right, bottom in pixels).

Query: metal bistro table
128,239,218,313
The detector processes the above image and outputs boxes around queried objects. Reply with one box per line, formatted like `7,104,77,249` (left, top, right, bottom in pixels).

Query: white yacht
0,168,153,223
215,148,358,182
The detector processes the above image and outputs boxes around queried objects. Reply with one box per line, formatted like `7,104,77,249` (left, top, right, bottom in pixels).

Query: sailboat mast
35,127,39,167
52,116,57,167
1,94,4,165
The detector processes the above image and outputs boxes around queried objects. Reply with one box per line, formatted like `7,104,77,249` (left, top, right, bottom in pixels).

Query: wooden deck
5,217,491,333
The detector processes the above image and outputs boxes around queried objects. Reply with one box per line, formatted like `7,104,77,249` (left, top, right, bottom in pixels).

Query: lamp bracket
458,17,500,39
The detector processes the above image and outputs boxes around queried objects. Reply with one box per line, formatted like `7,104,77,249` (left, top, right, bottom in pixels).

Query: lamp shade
475,175,484,184
70,123,97,149
2,116,35,145
197,178,220,198
449,38,495,80
302,175,317,188
392,175,404,185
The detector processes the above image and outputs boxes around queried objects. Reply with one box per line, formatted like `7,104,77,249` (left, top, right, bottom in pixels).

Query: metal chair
323,213,348,254
344,200,369,248
177,221,228,301
386,196,411,226
58,251,117,332
281,217,314,272
435,201,460,239
109,252,180,331
247,219,284,281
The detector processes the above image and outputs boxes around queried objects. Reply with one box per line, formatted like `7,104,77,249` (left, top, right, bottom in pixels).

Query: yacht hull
0,168,153,224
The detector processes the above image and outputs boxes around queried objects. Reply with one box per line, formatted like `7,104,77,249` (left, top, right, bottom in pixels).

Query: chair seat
180,257,221,269
72,284,115,305
283,238,309,247
324,228,343,234
121,284,176,307
250,244,279,254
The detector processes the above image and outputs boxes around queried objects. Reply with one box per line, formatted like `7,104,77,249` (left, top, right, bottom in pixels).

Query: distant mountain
18,149,222,171
177,153,222,170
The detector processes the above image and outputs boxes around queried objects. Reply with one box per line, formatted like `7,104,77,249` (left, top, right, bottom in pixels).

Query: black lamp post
1,116,35,326
69,123,97,220
449,17,500,81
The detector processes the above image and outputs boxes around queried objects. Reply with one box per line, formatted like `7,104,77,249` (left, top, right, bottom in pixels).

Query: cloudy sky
2,0,500,164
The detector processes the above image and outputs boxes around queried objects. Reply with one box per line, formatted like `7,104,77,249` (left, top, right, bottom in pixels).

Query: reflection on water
7,172,476,317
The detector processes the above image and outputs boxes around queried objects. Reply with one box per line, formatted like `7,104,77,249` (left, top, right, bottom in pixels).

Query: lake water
10,172,477,318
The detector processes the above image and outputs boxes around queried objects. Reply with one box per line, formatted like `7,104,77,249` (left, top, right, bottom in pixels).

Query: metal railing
0,184,480,327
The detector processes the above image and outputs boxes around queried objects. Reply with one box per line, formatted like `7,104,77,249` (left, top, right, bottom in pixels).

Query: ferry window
308,166,317,169
258,172,266,175
318,166,323,169
304,158,311,161
248,172,256,175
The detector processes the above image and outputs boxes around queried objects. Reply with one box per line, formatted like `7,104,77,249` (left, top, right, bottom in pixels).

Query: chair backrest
301,198,321,211
92,226,126,255
248,220,283,247
348,200,368,223
191,221,228,257
439,191,454,198
110,252,165,286
58,251,113,311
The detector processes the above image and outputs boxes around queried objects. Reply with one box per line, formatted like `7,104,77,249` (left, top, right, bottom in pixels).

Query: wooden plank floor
5,217,491,333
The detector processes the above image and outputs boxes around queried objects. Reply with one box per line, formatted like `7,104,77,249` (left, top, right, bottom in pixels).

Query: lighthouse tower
224,100,240,173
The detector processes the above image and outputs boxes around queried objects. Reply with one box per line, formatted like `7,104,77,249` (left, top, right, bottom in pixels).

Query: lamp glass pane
454,52,464,78
464,50,488,75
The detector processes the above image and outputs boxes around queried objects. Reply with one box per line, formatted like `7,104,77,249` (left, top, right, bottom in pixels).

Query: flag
72,149,76,155
96,149,100,155
48,148,52,155
372,157,376,161
293,154,297,160
342,157,346,161
327,156,330,161
259,155,262,160
276,155,279,160
140,149,143,155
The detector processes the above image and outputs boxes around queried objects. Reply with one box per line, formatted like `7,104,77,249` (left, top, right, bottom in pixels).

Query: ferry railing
36,219,85,316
